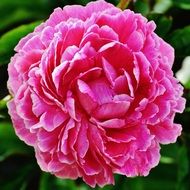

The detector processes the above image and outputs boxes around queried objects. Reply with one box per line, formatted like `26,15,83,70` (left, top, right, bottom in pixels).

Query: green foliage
168,26,190,58
39,173,77,190
0,0,51,36
0,122,38,190
172,0,190,10
134,0,150,16
0,21,42,65
0,122,32,161
177,146,189,190
153,0,172,14
148,14,173,38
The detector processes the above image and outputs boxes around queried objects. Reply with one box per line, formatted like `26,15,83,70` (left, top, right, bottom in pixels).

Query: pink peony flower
7,0,185,187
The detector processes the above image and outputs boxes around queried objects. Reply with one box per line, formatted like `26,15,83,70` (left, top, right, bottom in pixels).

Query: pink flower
7,0,185,187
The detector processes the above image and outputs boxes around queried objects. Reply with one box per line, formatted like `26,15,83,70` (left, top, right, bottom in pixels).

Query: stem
0,95,11,110
117,0,131,10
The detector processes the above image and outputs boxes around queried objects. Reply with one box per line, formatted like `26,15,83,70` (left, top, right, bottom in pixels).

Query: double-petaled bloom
7,0,185,187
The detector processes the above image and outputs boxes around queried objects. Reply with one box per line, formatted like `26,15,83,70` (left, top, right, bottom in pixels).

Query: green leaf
0,20,42,65
167,26,190,58
135,164,177,190
160,143,179,160
178,146,189,182
185,107,190,112
125,177,144,190
185,82,190,89
39,173,79,190
0,9,41,33
153,0,172,14
0,121,38,189
148,14,172,38
172,0,190,10
0,96,10,119
175,56,190,89
0,153,39,190
0,0,51,13
0,95,11,110
39,173,51,190
0,122,32,161
134,0,150,16
176,146,189,190
0,0,50,33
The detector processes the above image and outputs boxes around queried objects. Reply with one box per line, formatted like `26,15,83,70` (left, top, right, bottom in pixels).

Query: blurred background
0,0,190,189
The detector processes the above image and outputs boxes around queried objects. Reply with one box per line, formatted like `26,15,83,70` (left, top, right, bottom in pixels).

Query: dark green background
0,0,190,189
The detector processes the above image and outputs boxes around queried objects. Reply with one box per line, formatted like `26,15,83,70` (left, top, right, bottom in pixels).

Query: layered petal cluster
7,0,185,187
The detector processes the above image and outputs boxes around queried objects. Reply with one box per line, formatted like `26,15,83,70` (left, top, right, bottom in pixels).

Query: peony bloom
7,0,185,187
